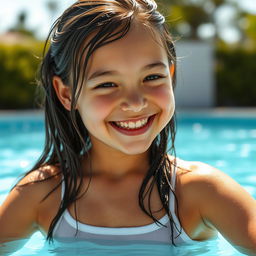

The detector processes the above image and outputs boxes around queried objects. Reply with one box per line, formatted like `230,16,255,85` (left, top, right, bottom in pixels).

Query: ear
52,76,72,111
170,63,175,77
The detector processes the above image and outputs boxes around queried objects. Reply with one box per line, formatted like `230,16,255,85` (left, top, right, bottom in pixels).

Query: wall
174,41,215,108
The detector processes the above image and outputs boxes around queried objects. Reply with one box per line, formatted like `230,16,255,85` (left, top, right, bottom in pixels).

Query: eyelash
95,74,165,89
95,82,115,89
144,74,165,81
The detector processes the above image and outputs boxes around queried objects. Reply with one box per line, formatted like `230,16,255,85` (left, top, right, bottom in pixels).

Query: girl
0,0,256,254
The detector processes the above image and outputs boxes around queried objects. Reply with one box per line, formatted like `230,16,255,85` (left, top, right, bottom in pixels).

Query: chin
117,141,153,155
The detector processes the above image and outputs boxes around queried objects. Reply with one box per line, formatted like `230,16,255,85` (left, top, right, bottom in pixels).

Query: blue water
0,110,255,255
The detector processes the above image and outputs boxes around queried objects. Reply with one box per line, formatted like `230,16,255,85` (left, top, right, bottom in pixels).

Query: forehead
86,23,168,74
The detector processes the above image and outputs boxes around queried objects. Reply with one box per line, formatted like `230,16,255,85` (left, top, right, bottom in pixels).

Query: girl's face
77,23,175,155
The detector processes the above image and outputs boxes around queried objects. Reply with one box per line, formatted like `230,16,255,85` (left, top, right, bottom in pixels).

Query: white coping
0,108,256,117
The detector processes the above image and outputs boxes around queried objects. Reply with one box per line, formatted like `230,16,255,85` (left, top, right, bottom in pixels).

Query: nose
120,91,148,112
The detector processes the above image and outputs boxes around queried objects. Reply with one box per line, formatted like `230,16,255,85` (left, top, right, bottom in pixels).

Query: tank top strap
169,162,177,215
171,162,177,191
52,176,65,236
60,176,65,200
168,160,194,243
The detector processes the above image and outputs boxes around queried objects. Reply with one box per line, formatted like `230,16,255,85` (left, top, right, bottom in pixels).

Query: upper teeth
114,118,148,129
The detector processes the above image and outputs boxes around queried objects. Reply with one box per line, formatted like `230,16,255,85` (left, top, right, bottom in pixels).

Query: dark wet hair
25,0,180,244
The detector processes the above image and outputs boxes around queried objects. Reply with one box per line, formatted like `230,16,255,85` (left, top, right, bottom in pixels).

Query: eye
95,82,116,89
144,74,165,82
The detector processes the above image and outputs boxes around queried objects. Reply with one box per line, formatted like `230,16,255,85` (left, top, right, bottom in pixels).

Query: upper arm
193,163,256,254
0,177,40,242
0,166,60,243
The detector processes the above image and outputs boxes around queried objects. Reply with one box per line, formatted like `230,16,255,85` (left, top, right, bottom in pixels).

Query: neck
82,147,150,179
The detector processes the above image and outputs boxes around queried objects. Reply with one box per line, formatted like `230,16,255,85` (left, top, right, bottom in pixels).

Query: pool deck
0,107,256,118
0,109,43,115
177,107,256,117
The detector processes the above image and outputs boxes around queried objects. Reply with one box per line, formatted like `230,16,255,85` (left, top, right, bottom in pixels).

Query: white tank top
53,166,193,245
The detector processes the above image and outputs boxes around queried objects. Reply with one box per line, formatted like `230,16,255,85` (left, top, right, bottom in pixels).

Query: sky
0,0,74,39
0,0,255,42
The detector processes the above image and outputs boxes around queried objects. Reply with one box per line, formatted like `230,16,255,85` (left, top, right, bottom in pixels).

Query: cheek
153,86,175,131
78,94,117,124
149,85,175,112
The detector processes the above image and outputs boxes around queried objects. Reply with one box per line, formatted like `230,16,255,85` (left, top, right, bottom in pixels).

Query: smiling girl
0,0,256,254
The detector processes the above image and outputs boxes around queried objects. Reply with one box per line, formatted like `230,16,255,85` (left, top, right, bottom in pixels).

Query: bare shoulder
16,165,63,215
170,157,256,253
13,165,62,203
2,164,61,206
172,157,251,203
168,155,228,185
18,164,61,186
0,165,62,242
173,158,248,195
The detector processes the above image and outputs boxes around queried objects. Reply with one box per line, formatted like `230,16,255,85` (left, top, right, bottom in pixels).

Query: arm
0,169,54,253
193,163,256,255
0,176,39,242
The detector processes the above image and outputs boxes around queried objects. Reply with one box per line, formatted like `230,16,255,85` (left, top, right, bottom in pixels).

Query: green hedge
216,47,256,106
0,42,43,109
0,41,256,108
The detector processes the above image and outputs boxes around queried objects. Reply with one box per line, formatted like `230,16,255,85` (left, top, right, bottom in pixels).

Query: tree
9,11,35,37
158,0,254,45
46,0,59,22
238,13,256,49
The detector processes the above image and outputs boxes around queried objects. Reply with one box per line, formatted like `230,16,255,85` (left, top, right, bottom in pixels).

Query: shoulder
0,165,62,241
172,157,256,229
168,155,237,192
173,157,255,207
18,164,61,186
14,165,60,198
168,155,253,221
16,164,62,204
6,165,62,207
171,157,248,205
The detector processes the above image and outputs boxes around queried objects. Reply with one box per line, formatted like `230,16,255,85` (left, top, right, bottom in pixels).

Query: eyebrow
87,61,167,81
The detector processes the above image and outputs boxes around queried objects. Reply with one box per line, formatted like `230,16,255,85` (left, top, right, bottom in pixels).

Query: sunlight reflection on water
0,112,255,255
3,232,244,256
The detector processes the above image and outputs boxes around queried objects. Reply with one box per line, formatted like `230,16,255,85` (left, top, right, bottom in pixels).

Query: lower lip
109,115,156,136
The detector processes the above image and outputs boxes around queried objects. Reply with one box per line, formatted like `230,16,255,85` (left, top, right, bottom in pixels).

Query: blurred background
0,0,255,109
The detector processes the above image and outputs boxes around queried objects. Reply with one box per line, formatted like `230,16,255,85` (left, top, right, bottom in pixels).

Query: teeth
114,117,149,129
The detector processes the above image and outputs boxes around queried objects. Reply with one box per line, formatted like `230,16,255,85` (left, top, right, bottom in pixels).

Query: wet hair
25,0,180,244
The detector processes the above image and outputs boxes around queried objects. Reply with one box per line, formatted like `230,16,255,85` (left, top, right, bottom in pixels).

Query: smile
114,117,148,129
109,114,156,136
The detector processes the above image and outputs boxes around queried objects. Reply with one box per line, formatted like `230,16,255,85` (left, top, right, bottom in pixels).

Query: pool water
0,111,255,255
